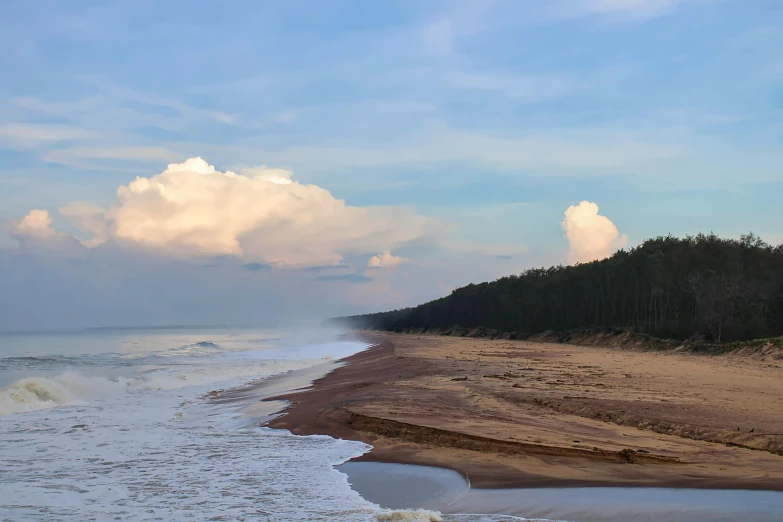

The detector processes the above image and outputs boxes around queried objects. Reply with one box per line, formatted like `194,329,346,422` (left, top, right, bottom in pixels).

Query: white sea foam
376,508,444,521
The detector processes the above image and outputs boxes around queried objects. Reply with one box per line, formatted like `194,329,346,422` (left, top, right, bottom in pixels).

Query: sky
1,0,782,330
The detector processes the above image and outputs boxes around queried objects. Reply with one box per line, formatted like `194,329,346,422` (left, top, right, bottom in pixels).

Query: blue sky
1,0,782,328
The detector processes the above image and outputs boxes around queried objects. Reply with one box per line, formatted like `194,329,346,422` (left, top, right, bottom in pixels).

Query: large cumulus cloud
11,157,437,267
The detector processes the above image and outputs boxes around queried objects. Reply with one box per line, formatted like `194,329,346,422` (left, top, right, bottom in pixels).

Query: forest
337,233,783,343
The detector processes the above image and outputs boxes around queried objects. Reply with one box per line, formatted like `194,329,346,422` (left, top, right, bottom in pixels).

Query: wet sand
267,333,783,490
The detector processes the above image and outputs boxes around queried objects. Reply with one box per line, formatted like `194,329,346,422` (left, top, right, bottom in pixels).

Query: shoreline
338,461,783,522
266,332,783,492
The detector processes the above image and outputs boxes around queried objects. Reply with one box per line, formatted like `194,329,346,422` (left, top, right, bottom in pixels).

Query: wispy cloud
315,273,373,283
585,0,684,17
43,147,180,168
449,71,576,103
12,96,103,119
0,123,104,148
3,86,237,158
549,0,696,22
218,124,681,174
94,83,238,126
420,19,455,56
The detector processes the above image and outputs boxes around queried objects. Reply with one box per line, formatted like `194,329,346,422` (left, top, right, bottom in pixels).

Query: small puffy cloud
562,201,628,264
367,251,404,268
20,157,440,268
7,209,85,253
8,209,58,239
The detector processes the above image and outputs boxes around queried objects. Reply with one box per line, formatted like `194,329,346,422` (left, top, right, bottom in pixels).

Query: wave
0,341,226,369
152,341,224,357
0,356,331,417
0,372,130,416
0,354,125,369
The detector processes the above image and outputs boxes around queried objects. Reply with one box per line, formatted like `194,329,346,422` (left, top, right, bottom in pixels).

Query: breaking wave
0,373,128,416
152,340,224,357
0,357,330,417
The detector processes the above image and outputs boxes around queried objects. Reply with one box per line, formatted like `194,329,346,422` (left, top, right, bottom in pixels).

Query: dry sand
268,333,783,490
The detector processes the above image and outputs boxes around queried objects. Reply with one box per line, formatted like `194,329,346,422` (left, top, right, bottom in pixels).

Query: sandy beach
268,332,783,491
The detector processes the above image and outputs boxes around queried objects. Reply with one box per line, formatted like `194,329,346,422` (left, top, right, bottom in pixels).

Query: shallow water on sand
340,461,783,522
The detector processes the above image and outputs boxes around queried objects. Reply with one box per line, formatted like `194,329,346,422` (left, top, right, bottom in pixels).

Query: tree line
336,233,783,343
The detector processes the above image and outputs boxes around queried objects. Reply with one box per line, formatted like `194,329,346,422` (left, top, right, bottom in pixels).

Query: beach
268,332,783,491
6,328,780,520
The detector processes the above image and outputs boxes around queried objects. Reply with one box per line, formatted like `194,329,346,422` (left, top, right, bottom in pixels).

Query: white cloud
367,251,404,268
238,165,293,185
563,0,688,20
5,88,235,156
43,146,180,167
273,111,298,125
7,209,86,254
228,126,680,174
12,96,102,119
0,123,102,148
35,157,441,267
8,209,59,239
562,201,628,264
450,71,575,103
89,84,237,126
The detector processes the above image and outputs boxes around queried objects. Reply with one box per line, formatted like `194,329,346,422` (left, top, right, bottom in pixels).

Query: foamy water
0,328,453,521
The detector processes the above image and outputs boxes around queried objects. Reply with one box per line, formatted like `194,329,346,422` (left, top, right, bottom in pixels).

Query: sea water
0,328,457,521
